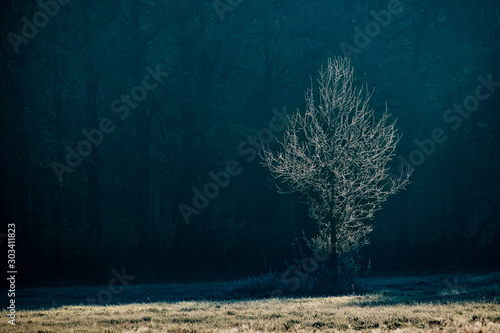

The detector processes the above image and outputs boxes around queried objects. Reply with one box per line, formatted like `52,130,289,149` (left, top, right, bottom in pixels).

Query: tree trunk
329,216,338,278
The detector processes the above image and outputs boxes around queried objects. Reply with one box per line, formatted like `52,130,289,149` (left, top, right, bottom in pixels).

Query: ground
1,273,499,332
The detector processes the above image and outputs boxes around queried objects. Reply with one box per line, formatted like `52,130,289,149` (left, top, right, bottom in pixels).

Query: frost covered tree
262,57,411,279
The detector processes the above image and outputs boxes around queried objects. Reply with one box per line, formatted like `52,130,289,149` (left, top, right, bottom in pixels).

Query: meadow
2,273,499,332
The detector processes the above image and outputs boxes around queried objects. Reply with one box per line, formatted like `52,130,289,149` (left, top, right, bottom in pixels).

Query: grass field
2,273,499,332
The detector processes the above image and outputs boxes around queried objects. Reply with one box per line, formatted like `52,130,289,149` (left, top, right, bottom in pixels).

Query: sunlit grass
2,297,500,332
2,274,499,332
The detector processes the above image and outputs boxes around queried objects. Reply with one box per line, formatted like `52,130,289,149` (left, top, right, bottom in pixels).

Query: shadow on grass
18,272,500,311
346,272,500,307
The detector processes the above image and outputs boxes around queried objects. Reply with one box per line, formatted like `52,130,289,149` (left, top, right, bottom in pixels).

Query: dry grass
1,273,499,332
2,296,500,332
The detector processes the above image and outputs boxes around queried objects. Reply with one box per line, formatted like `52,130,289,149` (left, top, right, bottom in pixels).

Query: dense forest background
1,0,499,285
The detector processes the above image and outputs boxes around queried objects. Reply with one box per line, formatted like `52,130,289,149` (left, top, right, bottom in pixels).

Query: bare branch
262,57,411,260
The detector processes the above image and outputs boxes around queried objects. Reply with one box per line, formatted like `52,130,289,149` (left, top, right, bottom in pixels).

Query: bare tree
261,57,411,275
